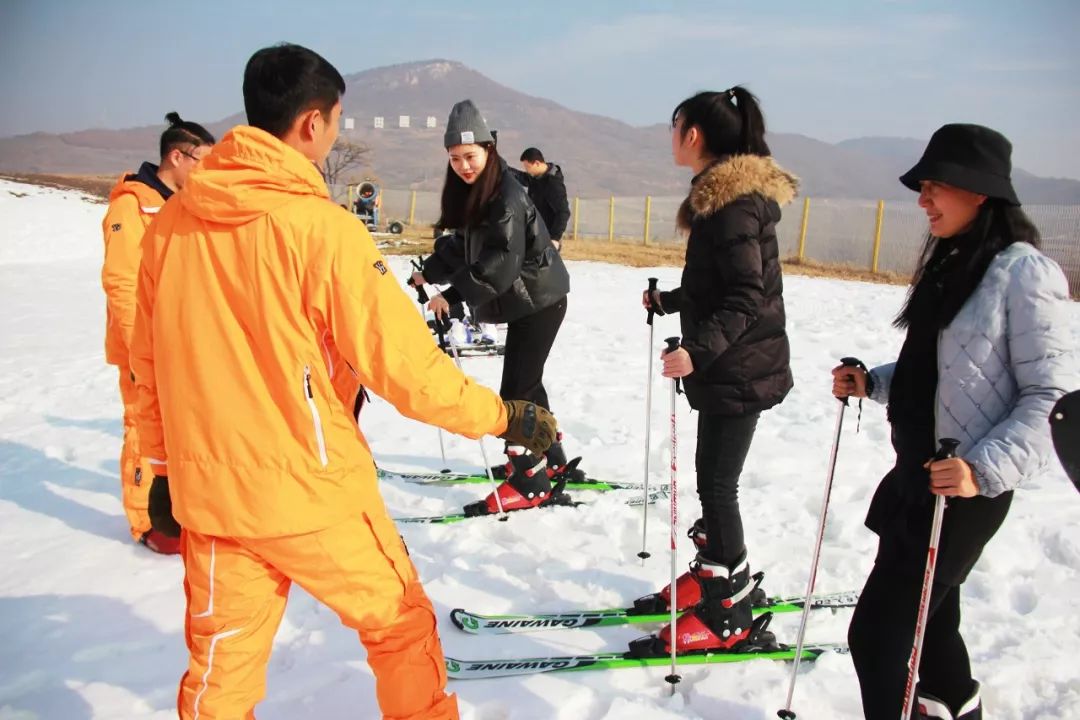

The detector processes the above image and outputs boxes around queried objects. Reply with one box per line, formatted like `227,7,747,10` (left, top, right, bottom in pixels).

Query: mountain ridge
2,59,1077,202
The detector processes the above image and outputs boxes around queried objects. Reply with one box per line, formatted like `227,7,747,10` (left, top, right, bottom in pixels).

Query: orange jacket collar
108,173,168,208
181,125,330,225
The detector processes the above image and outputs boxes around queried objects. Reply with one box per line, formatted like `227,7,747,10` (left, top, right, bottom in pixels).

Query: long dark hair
894,200,1042,329
672,86,770,158
160,112,215,158
437,143,503,230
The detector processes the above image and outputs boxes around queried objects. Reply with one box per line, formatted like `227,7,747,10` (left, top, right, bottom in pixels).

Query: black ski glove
148,475,182,538
499,400,557,456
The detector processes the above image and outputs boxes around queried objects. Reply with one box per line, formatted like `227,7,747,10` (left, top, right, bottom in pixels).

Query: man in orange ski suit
100,114,214,553
130,44,555,719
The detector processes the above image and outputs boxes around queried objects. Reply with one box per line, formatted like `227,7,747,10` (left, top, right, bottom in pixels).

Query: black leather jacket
423,161,570,324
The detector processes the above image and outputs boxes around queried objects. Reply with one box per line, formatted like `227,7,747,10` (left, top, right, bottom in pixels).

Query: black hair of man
520,147,545,163
243,43,346,138
160,112,215,159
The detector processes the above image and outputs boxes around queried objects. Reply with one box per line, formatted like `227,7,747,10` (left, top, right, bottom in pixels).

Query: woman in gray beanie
413,99,578,516
832,124,1075,719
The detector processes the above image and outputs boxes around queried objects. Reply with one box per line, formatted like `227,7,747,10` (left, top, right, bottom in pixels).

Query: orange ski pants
117,367,152,541
177,510,458,719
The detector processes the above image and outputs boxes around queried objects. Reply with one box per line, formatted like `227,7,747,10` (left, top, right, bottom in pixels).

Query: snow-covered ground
1,179,1077,719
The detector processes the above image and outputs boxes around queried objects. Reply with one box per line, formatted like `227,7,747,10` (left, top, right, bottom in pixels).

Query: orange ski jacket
131,126,507,537
102,171,169,366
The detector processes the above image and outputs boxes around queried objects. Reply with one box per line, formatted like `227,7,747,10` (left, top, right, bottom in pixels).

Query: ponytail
159,112,216,159
671,86,770,159
728,86,770,156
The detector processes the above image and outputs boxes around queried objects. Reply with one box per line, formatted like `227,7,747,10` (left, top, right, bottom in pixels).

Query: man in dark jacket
514,147,571,249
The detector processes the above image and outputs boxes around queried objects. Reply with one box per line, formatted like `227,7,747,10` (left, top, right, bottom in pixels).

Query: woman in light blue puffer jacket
831,124,1075,720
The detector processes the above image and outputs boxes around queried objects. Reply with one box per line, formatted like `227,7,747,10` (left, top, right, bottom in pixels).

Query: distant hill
838,136,1080,204
2,60,1079,203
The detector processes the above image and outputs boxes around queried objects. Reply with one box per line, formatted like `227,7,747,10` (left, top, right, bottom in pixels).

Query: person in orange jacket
100,112,215,554
129,43,556,720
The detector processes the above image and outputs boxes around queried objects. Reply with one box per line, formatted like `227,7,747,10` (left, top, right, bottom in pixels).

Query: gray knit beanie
444,99,494,148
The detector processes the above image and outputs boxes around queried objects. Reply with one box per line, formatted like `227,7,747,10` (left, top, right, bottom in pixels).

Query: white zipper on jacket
303,365,329,467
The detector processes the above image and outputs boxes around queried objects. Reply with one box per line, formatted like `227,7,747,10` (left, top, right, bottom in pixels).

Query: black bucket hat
899,123,1020,205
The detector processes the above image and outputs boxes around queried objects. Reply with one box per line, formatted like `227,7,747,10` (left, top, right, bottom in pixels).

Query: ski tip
449,608,468,632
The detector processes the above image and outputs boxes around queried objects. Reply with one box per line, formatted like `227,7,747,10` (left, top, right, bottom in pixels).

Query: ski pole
638,277,660,562
431,311,451,473
900,437,960,720
443,315,508,520
663,336,682,693
407,257,451,475
777,356,862,719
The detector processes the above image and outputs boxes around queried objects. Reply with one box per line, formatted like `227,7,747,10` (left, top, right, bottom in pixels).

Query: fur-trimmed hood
677,154,799,231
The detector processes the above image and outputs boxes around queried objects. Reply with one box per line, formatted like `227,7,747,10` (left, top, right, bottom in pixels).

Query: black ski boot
465,446,574,516
628,551,777,658
490,432,587,487
543,436,586,489
632,521,767,614
915,681,982,720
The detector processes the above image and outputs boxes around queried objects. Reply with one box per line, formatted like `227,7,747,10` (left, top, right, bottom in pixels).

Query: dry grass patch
780,257,911,286
2,174,917,287
1,172,113,201
385,237,913,286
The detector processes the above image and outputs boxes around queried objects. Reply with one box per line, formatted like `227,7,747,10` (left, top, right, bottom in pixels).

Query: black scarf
887,243,963,465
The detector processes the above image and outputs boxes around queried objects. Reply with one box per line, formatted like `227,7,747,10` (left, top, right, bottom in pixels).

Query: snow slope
1,179,1078,719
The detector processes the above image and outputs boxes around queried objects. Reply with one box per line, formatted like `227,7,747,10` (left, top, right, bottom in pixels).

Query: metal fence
330,183,1080,294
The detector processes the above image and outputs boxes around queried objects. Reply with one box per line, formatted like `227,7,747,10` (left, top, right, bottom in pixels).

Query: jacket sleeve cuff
969,459,1004,498
683,343,718,377
657,290,679,314
440,286,464,306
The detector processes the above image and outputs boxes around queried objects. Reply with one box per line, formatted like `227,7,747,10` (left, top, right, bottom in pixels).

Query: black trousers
499,297,566,411
849,560,976,719
694,411,760,566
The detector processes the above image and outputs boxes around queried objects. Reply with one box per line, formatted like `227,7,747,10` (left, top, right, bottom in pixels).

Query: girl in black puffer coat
638,87,798,657
415,99,574,515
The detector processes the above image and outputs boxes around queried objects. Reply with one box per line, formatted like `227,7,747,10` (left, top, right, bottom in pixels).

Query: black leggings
499,297,566,410
695,412,759,566
849,561,975,719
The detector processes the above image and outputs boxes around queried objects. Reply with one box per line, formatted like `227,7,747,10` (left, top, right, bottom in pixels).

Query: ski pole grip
664,336,683,394
413,283,429,304
935,438,960,461
837,356,869,408
646,277,659,326
432,315,450,351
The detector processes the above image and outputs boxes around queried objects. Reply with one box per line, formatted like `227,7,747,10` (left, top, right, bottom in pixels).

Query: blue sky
2,0,1078,178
